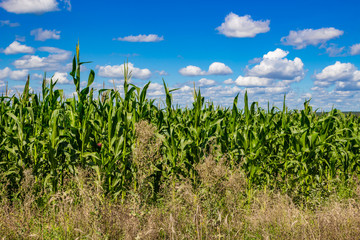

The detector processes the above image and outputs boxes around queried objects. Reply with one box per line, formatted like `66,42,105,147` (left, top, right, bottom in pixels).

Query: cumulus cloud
49,72,71,84
179,65,206,76
113,34,164,42
174,49,304,107
30,28,60,41
179,62,233,76
313,61,360,90
216,13,270,38
9,69,28,80
3,41,34,54
12,47,71,70
13,55,47,69
235,76,272,87
350,44,360,56
281,27,343,49
235,48,304,89
198,78,216,87
0,67,28,80
98,63,151,80
208,62,233,75
0,20,19,27
246,48,304,81
0,0,70,14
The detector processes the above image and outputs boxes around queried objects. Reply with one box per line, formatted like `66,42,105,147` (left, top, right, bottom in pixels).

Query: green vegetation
1,43,360,239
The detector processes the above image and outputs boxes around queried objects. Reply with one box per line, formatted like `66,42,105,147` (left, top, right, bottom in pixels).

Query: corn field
1,43,360,202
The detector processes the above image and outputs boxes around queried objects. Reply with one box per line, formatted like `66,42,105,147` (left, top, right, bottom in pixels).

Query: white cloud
38,46,71,61
235,76,272,87
13,47,72,70
3,41,34,54
32,73,44,79
179,85,192,92
113,34,164,42
0,20,19,27
179,65,206,76
198,78,216,87
148,82,163,91
224,78,233,84
179,62,232,76
313,61,360,90
307,87,360,111
210,85,242,96
30,28,60,41
302,93,312,100
216,13,270,38
98,63,151,80
233,48,304,95
13,55,47,69
0,68,11,79
208,62,233,75
147,82,164,96
350,44,360,56
9,69,28,80
49,72,71,84
0,67,28,80
262,48,288,59
0,0,63,14
246,48,305,81
314,62,357,83
281,27,343,49
325,44,345,57
156,70,168,76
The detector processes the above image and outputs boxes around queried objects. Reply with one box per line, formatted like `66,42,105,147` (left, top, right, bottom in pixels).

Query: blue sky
1,0,360,110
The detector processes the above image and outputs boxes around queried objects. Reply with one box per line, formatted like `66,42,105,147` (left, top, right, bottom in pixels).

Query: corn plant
1,42,360,203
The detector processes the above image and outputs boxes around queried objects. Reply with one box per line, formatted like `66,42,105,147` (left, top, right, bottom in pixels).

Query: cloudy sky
1,0,360,110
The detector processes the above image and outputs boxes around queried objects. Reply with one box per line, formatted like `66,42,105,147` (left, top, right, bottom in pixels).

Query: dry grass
133,120,162,172
1,167,360,239
133,121,161,182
